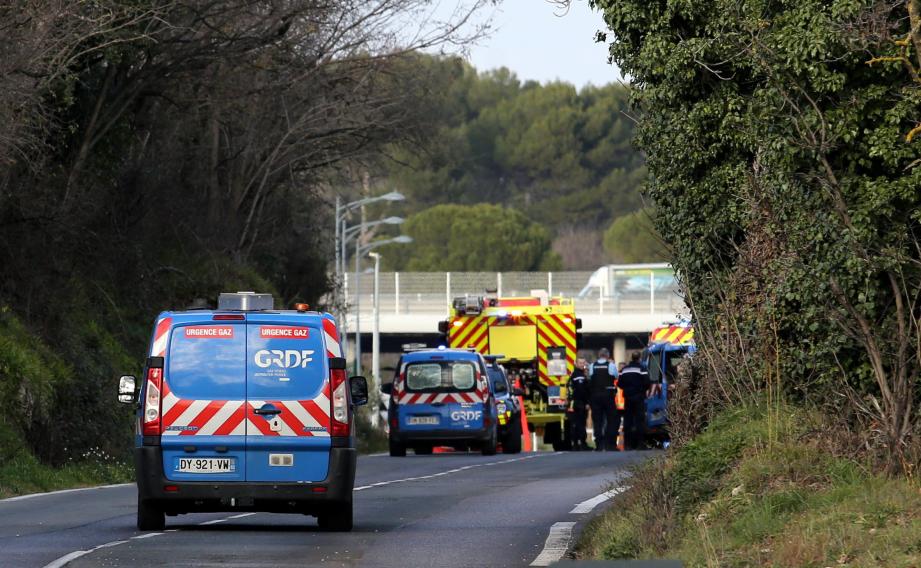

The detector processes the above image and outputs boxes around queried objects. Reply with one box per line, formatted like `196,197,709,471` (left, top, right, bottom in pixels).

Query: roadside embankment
577,403,921,567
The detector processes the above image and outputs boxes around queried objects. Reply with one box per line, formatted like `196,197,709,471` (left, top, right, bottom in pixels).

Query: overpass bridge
340,265,688,364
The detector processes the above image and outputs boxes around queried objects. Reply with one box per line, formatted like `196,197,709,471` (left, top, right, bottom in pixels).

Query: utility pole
369,251,382,428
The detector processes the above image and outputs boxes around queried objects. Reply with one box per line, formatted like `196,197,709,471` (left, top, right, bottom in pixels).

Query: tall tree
383,203,562,271
381,57,646,234
585,0,921,469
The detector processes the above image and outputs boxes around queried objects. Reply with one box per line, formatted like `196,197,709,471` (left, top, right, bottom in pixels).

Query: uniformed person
588,348,619,451
566,358,591,451
617,352,650,450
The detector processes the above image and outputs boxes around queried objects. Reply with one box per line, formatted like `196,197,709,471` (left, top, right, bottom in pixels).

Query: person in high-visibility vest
618,351,651,450
588,348,619,451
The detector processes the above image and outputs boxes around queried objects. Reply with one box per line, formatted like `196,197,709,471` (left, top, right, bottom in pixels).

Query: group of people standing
566,348,651,451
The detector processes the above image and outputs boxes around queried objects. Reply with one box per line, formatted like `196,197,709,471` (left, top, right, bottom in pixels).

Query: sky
433,0,623,88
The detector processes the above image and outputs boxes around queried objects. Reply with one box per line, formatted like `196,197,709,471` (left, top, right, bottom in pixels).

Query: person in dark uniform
588,348,619,451
566,358,591,451
617,352,650,450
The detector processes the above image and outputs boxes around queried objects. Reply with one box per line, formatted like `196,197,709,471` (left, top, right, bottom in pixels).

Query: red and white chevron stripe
151,317,172,357
322,318,341,357
396,391,485,405
245,393,331,437
160,381,332,437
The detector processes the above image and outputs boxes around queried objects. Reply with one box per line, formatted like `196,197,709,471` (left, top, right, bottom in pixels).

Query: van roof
400,348,482,363
157,309,335,322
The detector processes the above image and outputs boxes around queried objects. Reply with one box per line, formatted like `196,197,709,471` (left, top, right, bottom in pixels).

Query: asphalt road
0,450,654,568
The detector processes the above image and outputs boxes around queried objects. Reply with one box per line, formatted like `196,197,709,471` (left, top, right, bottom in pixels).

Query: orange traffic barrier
519,394,532,452
617,425,624,451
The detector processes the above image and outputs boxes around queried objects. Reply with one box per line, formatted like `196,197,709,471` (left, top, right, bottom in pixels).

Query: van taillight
329,368,349,437
142,367,163,436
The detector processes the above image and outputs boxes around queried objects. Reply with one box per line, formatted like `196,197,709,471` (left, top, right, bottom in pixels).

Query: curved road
0,451,653,568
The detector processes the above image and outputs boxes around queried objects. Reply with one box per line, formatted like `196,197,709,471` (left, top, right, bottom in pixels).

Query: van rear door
399,359,486,431
245,316,331,482
161,319,248,482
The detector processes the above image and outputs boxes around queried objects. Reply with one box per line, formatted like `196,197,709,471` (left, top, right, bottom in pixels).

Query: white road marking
530,521,576,566
131,532,162,539
569,486,628,514
39,452,562,567
42,550,90,568
43,511,258,567
0,483,132,504
42,540,129,568
353,453,556,491
226,512,256,519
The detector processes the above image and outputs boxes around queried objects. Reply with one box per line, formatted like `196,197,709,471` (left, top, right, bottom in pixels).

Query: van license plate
408,416,439,425
178,458,235,473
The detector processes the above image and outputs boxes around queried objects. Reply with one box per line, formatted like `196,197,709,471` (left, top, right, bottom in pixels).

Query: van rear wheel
318,501,353,532
137,497,165,531
389,438,406,457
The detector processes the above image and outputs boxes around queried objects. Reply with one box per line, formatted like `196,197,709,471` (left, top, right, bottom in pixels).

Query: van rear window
168,325,246,399
405,361,477,392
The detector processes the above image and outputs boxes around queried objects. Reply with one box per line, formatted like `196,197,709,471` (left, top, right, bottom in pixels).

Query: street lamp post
353,235,412,376
333,192,404,301
340,216,401,312
332,191,404,361
368,251,382,427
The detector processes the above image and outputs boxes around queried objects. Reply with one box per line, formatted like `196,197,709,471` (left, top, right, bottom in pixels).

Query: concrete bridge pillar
613,336,626,366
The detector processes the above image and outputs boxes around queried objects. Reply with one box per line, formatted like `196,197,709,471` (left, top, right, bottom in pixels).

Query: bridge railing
343,269,686,318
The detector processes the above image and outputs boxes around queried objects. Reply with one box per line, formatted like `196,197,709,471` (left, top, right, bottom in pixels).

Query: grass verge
0,448,133,499
576,402,921,567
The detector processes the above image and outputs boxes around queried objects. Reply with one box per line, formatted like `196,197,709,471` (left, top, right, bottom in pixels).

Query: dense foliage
603,209,666,263
0,0,481,467
377,56,649,269
385,203,562,271
591,0,921,468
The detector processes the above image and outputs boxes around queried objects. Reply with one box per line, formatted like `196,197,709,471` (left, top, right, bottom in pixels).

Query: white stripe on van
160,391,180,417
196,400,244,436
324,331,342,357
162,399,210,434
283,401,328,436
232,419,250,436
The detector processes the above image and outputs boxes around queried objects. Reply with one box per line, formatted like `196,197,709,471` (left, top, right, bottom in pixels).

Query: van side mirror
118,375,138,404
380,382,393,395
349,376,369,406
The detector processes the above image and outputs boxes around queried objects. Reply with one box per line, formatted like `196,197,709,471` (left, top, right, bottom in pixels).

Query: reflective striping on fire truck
441,293,579,450
446,303,577,388
650,325,694,345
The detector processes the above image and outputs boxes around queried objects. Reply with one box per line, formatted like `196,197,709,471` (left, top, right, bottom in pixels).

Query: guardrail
342,269,687,319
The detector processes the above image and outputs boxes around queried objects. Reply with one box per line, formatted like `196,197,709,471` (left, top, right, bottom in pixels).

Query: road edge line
569,486,628,514
42,540,129,568
530,521,576,566
0,483,133,504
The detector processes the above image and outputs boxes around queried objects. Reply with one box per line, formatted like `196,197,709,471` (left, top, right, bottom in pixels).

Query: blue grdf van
118,292,368,531
382,347,498,456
